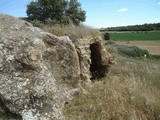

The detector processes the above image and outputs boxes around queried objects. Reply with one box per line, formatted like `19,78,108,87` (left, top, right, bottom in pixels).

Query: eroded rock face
73,37,112,81
0,14,80,120
0,14,111,119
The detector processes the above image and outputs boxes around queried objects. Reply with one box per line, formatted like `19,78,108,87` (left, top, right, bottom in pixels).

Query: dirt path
115,41,160,55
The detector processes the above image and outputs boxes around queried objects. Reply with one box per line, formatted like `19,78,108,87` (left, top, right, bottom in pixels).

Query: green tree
27,0,67,23
66,0,86,25
26,0,86,25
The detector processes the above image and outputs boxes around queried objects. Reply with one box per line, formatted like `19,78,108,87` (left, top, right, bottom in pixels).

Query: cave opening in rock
90,43,107,80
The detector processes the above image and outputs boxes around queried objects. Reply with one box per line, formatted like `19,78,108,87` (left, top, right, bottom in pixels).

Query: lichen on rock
0,14,111,120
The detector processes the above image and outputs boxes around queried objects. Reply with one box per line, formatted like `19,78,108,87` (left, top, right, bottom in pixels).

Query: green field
109,31,160,41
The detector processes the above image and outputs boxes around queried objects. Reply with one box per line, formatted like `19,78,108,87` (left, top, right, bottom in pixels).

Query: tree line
101,23,160,31
24,0,86,25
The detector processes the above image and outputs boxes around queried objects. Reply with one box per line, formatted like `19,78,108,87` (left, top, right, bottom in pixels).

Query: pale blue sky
0,0,160,28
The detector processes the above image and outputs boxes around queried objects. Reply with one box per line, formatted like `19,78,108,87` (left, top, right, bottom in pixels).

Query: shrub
29,19,44,27
148,54,160,60
112,45,149,58
104,32,110,40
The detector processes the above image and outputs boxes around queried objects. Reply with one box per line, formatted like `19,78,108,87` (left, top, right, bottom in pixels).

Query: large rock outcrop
0,14,111,119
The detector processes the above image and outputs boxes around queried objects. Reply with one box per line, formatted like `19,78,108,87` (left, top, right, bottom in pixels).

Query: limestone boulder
0,14,112,120
0,14,80,120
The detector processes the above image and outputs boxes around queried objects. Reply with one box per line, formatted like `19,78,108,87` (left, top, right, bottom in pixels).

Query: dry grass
115,41,160,55
42,24,99,40
64,56,160,120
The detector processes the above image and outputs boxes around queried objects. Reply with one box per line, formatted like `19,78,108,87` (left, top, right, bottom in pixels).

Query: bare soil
115,40,160,55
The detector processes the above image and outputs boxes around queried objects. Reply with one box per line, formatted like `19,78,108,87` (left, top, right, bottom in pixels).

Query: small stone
29,52,38,61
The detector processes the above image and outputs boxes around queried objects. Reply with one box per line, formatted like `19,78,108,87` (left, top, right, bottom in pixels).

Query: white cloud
158,2,160,5
117,8,128,12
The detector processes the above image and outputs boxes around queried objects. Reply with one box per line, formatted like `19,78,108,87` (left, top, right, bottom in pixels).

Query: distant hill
100,23,160,31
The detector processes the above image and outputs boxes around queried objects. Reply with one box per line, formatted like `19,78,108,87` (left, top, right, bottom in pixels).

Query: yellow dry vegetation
64,55,160,120
42,24,99,40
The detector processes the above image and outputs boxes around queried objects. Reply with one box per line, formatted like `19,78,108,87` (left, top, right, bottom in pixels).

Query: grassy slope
64,55,160,120
109,31,160,41
42,25,160,119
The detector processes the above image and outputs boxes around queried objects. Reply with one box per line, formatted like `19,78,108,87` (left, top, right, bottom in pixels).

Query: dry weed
64,56,160,120
42,24,99,40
